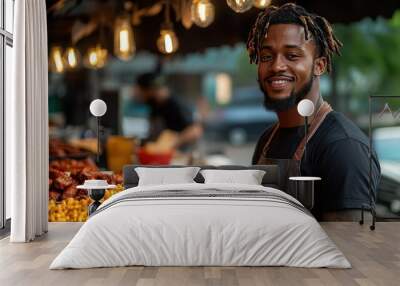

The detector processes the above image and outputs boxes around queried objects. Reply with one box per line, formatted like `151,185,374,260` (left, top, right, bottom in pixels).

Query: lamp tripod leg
359,205,364,225
370,207,376,231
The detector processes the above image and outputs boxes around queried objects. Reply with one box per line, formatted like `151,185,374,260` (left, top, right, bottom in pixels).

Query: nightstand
87,189,106,215
289,176,321,210
77,180,116,216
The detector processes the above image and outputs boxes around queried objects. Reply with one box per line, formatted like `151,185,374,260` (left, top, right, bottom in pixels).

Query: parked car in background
373,126,400,216
204,86,277,145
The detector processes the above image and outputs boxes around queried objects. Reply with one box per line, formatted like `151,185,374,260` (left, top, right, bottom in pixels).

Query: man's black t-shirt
252,111,381,212
263,125,307,159
149,96,193,140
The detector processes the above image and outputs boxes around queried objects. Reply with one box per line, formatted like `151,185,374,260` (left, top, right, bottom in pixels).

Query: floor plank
0,222,399,286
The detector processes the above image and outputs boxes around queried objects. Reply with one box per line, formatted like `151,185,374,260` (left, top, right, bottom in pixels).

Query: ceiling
47,0,400,55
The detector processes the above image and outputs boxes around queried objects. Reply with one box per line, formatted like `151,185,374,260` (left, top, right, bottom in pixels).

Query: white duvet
50,183,351,269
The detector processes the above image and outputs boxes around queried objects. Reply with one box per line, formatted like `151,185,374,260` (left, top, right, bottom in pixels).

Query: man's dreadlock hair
246,3,342,73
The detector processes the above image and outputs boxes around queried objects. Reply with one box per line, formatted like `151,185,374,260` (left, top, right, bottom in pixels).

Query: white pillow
200,169,266,185
135,167,201,186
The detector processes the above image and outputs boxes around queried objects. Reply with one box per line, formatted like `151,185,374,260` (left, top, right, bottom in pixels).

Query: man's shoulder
315,111,369,147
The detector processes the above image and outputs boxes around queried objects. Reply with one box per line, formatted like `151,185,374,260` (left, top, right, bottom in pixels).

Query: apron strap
259,122,279,160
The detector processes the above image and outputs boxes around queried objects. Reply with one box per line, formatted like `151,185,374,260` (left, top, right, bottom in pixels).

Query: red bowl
137,148,174,165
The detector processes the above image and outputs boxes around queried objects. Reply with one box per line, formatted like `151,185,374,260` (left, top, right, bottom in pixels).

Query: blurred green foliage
334,10,400,114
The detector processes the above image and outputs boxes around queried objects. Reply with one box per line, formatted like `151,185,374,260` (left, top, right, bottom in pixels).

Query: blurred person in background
134,72,203,150
247,3,381,220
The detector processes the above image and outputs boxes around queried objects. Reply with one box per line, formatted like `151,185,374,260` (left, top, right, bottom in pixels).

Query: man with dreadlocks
248,3,381,220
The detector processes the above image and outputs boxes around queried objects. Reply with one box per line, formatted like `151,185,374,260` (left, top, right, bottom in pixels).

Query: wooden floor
0,222,399,286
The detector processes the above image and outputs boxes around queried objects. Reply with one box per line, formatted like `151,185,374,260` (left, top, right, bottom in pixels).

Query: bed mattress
50,183,351,269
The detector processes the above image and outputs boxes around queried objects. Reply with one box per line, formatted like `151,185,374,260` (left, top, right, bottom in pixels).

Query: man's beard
258,72,314,112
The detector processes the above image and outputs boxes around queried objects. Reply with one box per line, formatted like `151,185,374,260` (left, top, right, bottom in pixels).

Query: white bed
50,183,351,269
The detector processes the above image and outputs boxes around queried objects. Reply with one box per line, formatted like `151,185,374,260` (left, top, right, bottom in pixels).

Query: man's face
257,24,323,112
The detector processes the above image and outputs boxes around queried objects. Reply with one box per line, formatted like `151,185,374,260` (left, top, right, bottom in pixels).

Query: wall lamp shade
90,99,107,117
297,99,315,117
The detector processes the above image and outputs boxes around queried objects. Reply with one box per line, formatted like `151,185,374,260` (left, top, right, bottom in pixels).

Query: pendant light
157,0,179,54
191,0,215,28
226,0,254,13
49,46,65,73
114,14,136,60
253,0,271,9
84,44,108,69
64,46,80,69
84,22,109,69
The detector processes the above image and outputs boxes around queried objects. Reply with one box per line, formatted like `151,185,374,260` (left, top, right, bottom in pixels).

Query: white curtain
7,0,49,242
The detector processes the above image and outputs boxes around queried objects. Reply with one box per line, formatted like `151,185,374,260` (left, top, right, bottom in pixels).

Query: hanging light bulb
49,46,65,73
226,0,254,13
84,44,108,69
253,0,271,9
157,0,179,54
64,46,80,69
191,0,215,28
114,15,136,60
157,26,179,54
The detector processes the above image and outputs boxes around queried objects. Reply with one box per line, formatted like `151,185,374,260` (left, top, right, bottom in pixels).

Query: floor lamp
297,99,315,160
89,99,107,163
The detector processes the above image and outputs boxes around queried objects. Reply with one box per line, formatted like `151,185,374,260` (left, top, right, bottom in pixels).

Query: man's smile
265,75,295,91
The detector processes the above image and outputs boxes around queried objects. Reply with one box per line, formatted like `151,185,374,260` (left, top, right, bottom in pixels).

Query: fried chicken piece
62,184,78,200
53,173,75,190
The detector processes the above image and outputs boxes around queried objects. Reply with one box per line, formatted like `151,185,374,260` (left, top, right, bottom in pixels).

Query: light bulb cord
165,0,171,25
